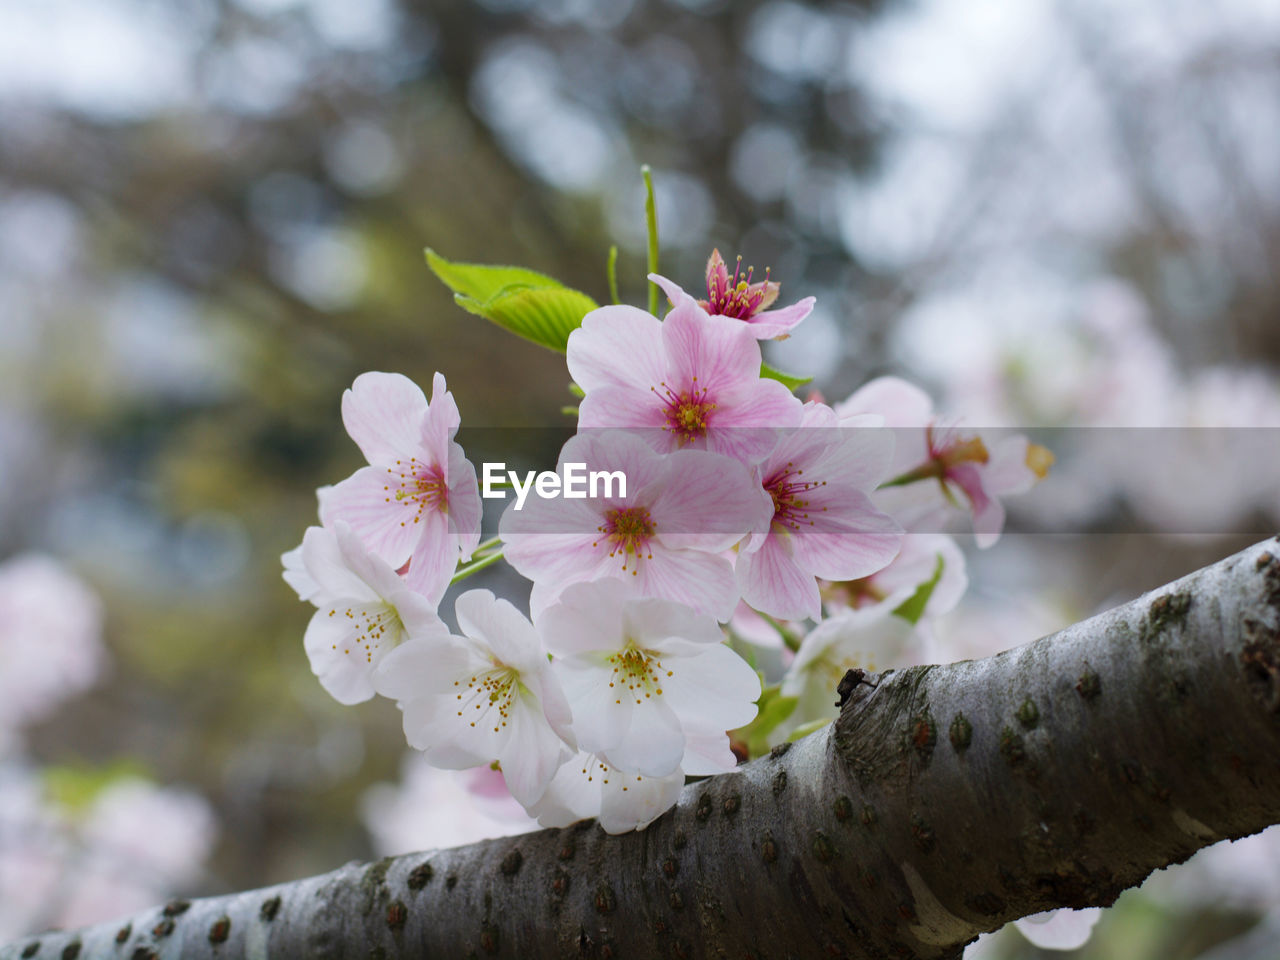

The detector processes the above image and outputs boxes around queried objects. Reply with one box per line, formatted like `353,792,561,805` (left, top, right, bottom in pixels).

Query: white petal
597,764,684,834
602,694,685,778
1014,908,1102,951
299,525,379,603
660,643,761,733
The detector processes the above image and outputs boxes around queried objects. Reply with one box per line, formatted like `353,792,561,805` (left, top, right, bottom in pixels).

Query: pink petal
403,508,455,603
648,273,694,315
708,381,805,463
971,493,1006,549
561,430,671,500
320,468,423,571
743,296,815,339
577,385,670,434
418,374,462,469
789,514,904,583
636,547,739,621
566,306,666,393
445,443,482,557
737,535,822,621
341,372,429,466
661,299,762,395
836,376,934,428
647,450,772,552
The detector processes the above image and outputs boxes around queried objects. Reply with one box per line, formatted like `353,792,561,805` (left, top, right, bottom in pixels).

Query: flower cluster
284,250,1050,834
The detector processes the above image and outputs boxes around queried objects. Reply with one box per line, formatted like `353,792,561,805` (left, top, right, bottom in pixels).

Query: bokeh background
3,0,1280,956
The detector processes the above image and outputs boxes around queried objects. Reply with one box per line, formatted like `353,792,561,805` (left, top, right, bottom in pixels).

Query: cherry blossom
781,603,927,731
527,749,686,834
283,523,447,705
567,285,803,463
361,754,537,856
736,402,903,621
320,371,481,600
822,533,967,620
372,589,574,808
837,377,1051,547
537,579,759,779
500,430,771,620
0,554,106,749
649,248,815,341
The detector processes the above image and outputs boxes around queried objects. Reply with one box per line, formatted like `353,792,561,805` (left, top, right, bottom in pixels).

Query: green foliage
760,361,813,391
891,554,945,625
732,684,799,757
425,248,599,353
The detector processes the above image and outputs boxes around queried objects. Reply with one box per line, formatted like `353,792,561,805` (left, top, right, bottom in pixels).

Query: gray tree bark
6,538,1280,960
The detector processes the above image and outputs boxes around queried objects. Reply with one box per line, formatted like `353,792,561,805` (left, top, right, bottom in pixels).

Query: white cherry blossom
373,589,574,808
283,522,447,705
538,579,759,779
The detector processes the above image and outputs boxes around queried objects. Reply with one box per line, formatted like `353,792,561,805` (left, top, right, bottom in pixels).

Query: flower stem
606,244,620,305
757,612,802,653
451,549,504,584
642,164,659,316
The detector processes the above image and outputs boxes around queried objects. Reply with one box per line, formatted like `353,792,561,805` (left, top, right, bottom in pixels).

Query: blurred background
2,0,1280,955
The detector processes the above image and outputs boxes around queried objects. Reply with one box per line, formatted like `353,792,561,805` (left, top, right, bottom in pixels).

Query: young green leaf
891,554,945,626
425,248,599,352
760,361,814,391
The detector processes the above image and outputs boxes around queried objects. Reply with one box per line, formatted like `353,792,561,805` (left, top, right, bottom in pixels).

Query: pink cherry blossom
651,248,816,341
320,371,481,600
500,431,772,620
736,402,903,621
537,579,759,780
823,533,968,620
0,555,106,748
837,377,1052,548
567,287,803,463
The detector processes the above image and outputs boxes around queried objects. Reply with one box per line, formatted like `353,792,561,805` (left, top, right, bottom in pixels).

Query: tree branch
7,538,1280,960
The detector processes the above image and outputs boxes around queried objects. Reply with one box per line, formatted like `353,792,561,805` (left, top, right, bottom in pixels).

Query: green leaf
891,554,945,626
760,361,814,391
425,248,568,300
731,684,799,758
425,248,599,352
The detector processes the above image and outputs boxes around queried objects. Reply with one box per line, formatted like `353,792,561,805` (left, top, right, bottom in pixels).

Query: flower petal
298,525,379,603
635,547,740,621
743,296,815,339
660,643,761,733
567,306,667,393
661,298,762,395
737,535,822,621
341,371,429,466
319,466,422,571
602,694,685,778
